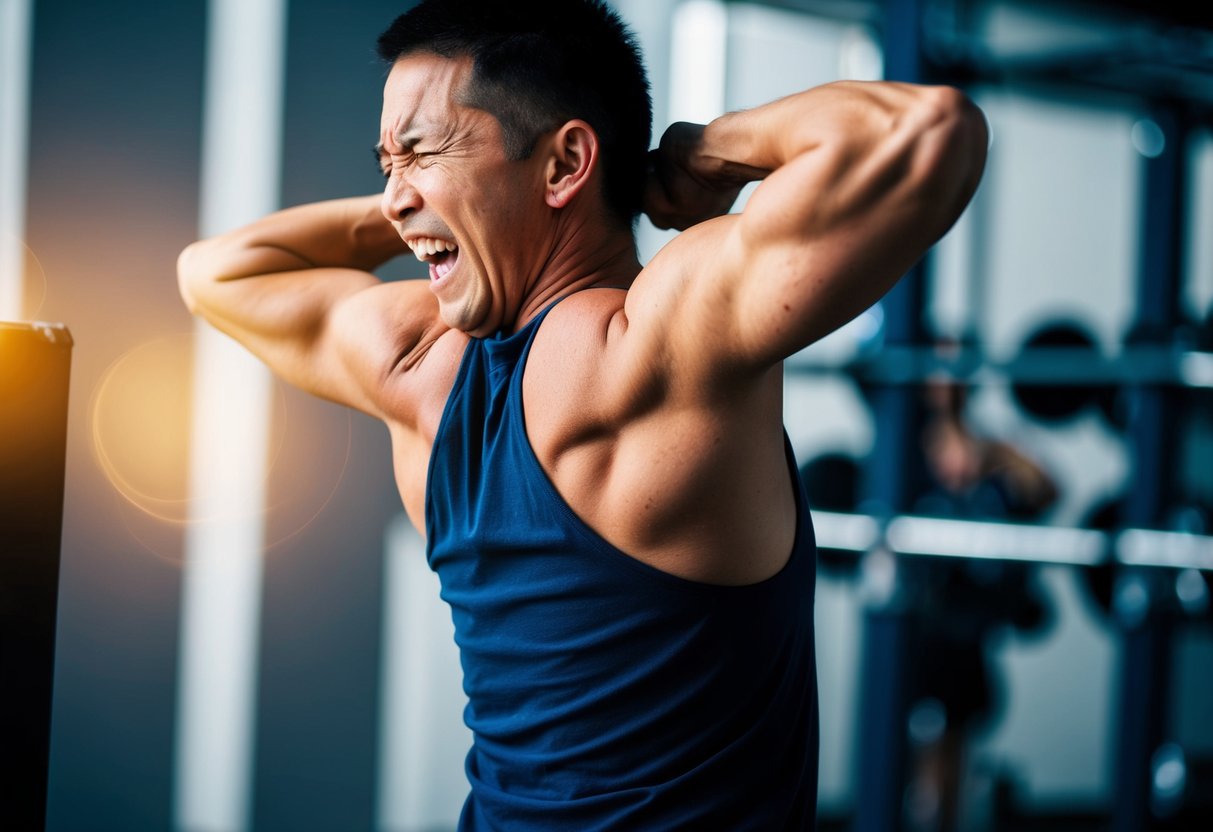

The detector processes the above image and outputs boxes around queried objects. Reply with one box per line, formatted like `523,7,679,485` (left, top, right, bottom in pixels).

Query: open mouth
406,236,459,282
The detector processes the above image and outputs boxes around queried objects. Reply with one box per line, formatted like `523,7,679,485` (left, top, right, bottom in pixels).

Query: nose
381,171,422,222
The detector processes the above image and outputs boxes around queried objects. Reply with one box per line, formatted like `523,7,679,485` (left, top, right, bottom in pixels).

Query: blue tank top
426,295,819,830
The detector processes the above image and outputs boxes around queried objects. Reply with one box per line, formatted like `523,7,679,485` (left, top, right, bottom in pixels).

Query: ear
544,120,599,210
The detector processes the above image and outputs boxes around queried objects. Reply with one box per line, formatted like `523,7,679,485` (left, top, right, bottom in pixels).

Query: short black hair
376,0,652,227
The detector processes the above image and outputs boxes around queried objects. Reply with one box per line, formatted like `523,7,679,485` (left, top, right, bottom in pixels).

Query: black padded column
0,321,72,830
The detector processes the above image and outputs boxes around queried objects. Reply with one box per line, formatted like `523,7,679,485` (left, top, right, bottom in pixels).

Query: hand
642,122,759,231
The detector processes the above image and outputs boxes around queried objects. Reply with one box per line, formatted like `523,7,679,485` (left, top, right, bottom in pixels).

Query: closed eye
373,146,434,179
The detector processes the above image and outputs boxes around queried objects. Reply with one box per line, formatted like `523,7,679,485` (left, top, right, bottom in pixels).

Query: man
177,0,987,827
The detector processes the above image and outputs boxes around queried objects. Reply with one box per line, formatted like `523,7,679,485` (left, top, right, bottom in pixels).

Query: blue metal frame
848,2,1203,828
850,2,935,829
1111,103,1192,832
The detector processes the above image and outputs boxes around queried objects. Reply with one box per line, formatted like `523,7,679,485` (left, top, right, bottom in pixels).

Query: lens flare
90,333,355,563
90,334,199,522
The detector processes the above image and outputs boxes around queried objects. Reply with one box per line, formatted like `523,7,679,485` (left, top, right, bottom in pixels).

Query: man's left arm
628,81,987,385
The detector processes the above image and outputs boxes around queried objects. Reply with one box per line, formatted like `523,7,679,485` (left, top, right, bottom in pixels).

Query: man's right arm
177,195,434,420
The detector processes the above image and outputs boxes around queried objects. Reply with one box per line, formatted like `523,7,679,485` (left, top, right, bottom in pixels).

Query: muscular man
177,1,987,827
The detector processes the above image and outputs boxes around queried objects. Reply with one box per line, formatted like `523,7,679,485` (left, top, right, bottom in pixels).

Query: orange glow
90,334,205,523
89,333,354,561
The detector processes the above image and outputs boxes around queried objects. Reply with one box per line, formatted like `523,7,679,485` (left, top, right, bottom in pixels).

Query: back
427,298,819,830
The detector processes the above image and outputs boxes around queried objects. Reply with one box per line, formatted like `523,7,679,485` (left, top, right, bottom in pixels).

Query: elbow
911,86,989,220
919,85,982,129
927,86,988,189
951,88,989,188
177,241,208,315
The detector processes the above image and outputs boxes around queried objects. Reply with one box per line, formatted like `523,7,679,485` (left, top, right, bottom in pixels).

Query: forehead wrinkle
382,54,474,137
381,95,422,148
384,99,447,149
378,123,421,156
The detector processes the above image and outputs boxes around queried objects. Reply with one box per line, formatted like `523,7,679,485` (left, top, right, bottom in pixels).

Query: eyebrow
375,127,429,158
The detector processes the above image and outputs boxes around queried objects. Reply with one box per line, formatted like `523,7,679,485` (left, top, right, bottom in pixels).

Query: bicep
727,87,987,365
185,267,434,420
641,88,985,379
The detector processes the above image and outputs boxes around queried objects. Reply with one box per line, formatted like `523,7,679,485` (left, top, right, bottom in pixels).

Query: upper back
369,272,800,586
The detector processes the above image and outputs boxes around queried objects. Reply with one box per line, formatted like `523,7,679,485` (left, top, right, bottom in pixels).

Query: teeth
408,237,457,262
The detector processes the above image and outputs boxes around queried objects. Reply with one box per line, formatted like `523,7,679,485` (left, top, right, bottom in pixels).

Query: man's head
376,0,652,228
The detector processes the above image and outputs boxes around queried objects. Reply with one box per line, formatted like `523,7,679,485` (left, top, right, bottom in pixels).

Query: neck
513,210,641,331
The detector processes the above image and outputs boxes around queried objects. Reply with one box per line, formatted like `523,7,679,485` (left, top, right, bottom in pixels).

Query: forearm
178,195,406,294
693,81,960,184
176,194,408,368
645,81,984,234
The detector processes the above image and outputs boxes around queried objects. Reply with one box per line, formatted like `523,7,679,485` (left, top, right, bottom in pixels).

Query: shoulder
329,279,467,430
542,220,740,359
541,285,629,341
531,220,748,412
522,287,638,456
529,287,629,403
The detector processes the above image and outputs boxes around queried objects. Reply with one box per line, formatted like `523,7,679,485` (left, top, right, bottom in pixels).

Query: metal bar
851,1,934,828
1113,101,1191,832
1114,593,1175,832
944,29,1213,108
1133,107,1187,342
811,510,1213,572
785,347,1213,386
887,516,1106,565
812,511,881,554
1120,529,1213,570
852,607,915,832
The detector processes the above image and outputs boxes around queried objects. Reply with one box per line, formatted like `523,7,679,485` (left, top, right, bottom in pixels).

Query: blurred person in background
907,356,1058,832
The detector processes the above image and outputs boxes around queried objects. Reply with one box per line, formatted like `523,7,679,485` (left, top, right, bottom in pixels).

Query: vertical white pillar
0,0,33,321
376,515,472,832
174,1,287,830
668,0,727,126
638,0,728,264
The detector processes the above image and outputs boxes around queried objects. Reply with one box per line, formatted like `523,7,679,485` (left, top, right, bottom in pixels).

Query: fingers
642,129,738,231
642,150,678,229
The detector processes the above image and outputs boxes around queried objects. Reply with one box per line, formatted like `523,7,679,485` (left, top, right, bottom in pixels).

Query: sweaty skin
178,52,987,586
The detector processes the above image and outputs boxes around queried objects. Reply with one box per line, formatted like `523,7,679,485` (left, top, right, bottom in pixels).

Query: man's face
378,52,548,335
